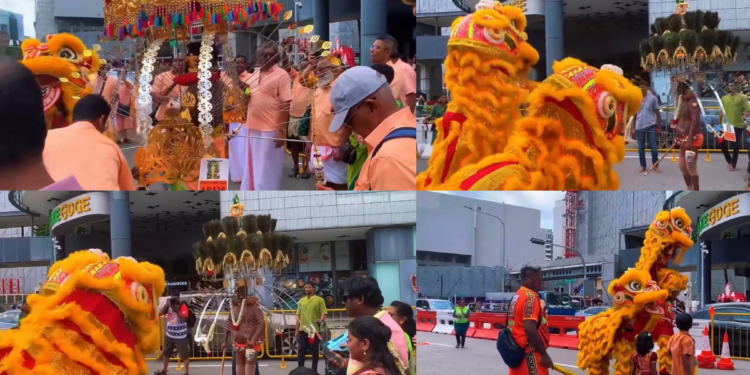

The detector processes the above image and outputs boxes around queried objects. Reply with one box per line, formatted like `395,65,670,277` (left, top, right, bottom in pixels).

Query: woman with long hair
673,81,702,190
348,316,409,375
388,301,416,373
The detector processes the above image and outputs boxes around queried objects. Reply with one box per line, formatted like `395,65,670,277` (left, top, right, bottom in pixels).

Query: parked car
575,306,609,320
656,96,744,150
416,299,455,313
0,310,20,331
688,303,750,357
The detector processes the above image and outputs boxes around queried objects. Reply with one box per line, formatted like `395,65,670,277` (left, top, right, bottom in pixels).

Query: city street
417,150,750,190
417,332,750,375
146,360,304,375
119,139,316,190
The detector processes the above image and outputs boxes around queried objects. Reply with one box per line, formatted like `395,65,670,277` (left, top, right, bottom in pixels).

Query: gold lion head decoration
193,214,293,279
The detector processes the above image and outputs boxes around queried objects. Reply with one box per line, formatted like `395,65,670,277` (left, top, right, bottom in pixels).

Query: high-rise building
0,10,24,44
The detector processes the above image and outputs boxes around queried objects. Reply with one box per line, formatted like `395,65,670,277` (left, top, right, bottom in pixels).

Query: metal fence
710,309,750,360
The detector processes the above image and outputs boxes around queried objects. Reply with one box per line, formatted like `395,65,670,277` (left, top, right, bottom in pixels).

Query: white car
0,310,20,331
416,298,455,313
575,306,609,320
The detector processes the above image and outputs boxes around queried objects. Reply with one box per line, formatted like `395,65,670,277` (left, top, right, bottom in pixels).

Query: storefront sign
50,192,110,234
199,158,229,191
698,194,750,239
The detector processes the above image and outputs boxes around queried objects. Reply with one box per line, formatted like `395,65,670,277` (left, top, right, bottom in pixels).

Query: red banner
0,279,20,294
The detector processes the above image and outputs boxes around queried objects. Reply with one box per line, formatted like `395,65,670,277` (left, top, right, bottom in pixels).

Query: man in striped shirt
156,292,190,375
632,86,662,173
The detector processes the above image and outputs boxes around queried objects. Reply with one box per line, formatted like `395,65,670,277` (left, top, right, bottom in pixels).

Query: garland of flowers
230,299,246,331
136,39,163,140
198,33,216,148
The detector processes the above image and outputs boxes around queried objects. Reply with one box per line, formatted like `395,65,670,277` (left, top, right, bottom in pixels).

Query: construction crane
563,192,584,258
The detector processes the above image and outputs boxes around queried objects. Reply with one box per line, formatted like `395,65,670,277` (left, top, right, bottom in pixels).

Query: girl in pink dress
347,316,408,375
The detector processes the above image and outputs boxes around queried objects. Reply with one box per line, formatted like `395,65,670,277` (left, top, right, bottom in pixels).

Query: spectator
0,58,82,190
453,299,470,349
347,316,406,375
43,94,135,190
667,313,695,375
508,266,553,375
631,332,657,375
296,282,327,372
389,301,417,374
720,81,750,173
370,35,416,113
155,292,190,375
631,85,661,174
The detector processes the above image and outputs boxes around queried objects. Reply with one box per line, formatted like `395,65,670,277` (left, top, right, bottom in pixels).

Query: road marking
167,364,270,368
422,341,454,348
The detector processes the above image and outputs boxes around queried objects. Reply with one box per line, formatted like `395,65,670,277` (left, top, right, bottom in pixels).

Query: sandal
154,370,167,375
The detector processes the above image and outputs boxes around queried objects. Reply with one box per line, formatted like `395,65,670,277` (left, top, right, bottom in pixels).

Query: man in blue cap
322,66,416,190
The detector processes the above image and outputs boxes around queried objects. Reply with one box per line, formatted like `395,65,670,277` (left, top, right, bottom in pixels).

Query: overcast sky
1,0,35,38
439,191,565,229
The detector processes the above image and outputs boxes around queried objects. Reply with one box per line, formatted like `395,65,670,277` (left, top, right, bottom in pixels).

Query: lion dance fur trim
0,249,165,375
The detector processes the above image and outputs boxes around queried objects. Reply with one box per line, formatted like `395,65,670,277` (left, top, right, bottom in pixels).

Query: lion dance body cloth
577,208,694,375
21,34,101,130
0,249,166,375
417,0,643,190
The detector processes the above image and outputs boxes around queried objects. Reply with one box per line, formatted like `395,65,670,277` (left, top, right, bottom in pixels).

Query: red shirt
508,286,549,353
631,352,658,375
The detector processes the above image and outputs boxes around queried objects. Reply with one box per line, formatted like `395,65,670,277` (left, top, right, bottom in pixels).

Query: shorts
287,116,306,149
163,336,190,360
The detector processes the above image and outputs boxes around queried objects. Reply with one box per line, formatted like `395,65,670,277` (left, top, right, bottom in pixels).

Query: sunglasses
342,97,375,127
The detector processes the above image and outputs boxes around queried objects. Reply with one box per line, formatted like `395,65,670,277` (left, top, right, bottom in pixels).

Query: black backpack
184,304,197,328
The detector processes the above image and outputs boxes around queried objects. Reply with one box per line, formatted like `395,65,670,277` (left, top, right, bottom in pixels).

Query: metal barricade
709,308,750,360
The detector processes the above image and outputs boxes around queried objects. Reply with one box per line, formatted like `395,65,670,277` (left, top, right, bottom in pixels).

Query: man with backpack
324,66,416,191
155,291,191,375
498,266,554,375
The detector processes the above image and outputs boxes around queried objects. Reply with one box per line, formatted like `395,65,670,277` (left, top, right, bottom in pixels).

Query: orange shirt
508,286,549,353
354,108,416,191
393,59,417,96
387,60,408,106
245,65,293,132
290,69,314,118
312,78,351,148
43,121,136,191
668,331,695,375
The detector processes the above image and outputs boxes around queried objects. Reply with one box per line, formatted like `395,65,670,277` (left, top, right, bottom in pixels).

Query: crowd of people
0,34,417,191
155,276,415,375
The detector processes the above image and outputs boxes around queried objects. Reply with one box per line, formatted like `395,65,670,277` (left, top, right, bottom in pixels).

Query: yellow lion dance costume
577,208,694,375
577,269,669,375
0,249,165,375
417,0,642,190
21,33,101,130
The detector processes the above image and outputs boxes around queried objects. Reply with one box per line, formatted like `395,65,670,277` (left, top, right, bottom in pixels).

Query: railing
7,191,41,217
451,0,472,13
709,307,750,361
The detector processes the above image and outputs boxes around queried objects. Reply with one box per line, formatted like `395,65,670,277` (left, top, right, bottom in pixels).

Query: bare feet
652,166,661,173
639,167,646,173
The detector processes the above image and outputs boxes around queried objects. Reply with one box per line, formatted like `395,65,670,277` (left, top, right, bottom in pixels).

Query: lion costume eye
672,218,684,230
58,47,78,61
131,282,149,303
483,27,506,45
656,220,668,229
626,281,642,292
597,93,617,119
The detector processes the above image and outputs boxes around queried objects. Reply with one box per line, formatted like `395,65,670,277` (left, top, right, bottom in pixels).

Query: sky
1,0,35,38
440,191,565,229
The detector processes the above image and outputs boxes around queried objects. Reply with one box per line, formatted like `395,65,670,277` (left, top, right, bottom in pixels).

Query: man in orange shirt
326,67,416,191
286,57,313,180
508,266,553,375
43,95,136,190
241,42,293,190
305,59,350,190
370,36,416,113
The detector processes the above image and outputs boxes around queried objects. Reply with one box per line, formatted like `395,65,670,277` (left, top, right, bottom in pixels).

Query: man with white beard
302,58,350,190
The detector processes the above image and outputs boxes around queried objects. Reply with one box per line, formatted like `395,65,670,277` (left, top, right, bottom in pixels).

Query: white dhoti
228,123,247,182
309,146,348,185
241,129,285,191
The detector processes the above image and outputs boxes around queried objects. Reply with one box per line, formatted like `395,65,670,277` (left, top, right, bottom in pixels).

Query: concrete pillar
545,0,564,77
109,191,131,259
313,0,329,42
360,0,388,67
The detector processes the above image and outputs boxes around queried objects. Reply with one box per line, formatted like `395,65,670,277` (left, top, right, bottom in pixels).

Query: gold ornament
181,91,197,108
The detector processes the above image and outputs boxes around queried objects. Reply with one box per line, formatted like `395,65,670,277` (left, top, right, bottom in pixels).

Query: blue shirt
636,91,660,130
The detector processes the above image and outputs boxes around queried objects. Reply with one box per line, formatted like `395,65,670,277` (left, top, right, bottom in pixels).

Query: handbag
496,297,543,369
340,140,358,165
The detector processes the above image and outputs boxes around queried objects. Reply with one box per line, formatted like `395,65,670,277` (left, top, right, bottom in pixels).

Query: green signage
49,206,61,228
563,278,576,283
696,212,708,240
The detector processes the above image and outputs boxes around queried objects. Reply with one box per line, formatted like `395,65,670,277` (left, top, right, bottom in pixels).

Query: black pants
721,138,741,168
455,332,466,346
298,331,321,371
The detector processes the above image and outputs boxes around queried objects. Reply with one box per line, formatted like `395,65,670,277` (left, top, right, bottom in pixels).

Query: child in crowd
630,332,658,375
667,313,696,375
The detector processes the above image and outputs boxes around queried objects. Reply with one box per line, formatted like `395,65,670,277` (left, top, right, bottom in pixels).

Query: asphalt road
417,331,750,375
146,359,310,375
119,134,316,191
417,150,750,191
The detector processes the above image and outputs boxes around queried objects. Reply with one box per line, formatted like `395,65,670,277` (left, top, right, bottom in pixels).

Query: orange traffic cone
697,326,716,368
716,332,734,370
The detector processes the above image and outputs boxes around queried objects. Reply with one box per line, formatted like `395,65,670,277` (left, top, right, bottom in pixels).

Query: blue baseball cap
329,66,389,132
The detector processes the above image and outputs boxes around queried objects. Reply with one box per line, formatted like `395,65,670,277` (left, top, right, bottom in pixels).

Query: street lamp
529,238,587,290
464,206,506,292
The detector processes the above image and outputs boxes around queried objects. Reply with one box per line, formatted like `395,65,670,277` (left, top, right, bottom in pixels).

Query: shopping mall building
416,0,750,99
0,191,416,308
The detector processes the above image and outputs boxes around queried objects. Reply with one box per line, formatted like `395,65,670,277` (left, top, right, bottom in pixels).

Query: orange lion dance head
21,33,101,129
